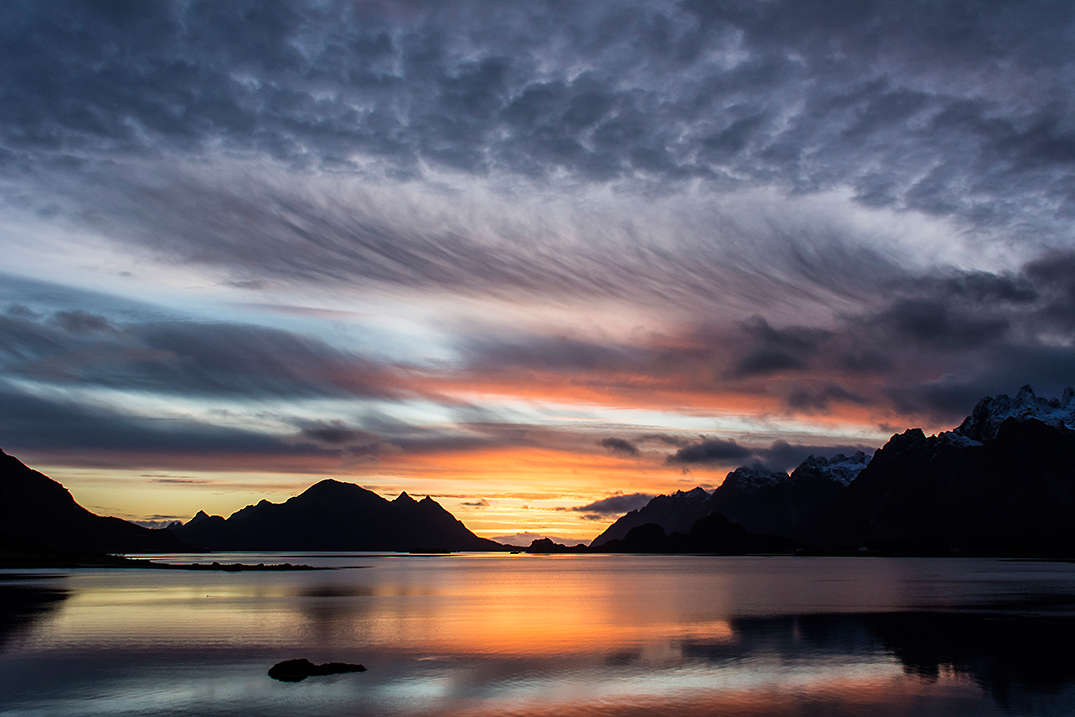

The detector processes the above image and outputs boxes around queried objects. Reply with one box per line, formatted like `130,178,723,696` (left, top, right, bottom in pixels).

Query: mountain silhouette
170,479,505,552
703,452,869,538
807,387,1075,554
589,487,711,547
593,514,798,554
587,385,1075,556
0,449,187,554
591,453,870,546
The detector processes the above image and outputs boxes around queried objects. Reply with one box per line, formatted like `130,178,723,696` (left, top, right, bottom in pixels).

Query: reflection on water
0,577,67,650
1,555,1074,716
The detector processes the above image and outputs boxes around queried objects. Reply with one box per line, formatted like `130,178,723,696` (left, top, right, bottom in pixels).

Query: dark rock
526,537,588,553
268,658,366,682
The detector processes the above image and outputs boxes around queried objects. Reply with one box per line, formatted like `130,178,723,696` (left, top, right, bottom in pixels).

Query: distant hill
0,449,187,554
170,479,506,552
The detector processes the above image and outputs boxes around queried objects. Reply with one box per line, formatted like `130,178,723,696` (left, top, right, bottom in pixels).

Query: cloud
143,476,215,485
572,492,654,515
598,437,640,457
665,438,753,466
0,379,334,467
666,438,874,473
0,305,402,399
0,378,546,471
461,498,490,508
295,420,380,449
3,0,1075,247
730,317,829,377
1,1,1074,479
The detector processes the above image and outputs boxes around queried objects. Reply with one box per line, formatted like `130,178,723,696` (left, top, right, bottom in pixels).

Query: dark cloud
665,437,874,473
462,498,490,508
665,437,752,466
639,433,692,447
0,379,329,465
756,440,874,473
731,317,829,377
436,248,1075,427
51,310,114,334
1,0,1074,473
3,0,1075,242
572,492,654,515
784,383,871,412
295,421,379,449
0,307,400,399
0,378,560,470
598,437,640,457
869,299,1010,349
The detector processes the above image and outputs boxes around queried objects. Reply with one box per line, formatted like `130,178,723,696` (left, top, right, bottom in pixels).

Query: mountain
170,479,505,552
702,452,870,538
589,486,711,547
591,452,870,546
0,449,187,554
591,514,799,554
954,384,1075,442
806,386,1075,554
587,385,1075,556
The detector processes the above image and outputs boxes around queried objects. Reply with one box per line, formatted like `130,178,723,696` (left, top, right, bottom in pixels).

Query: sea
2,554,1075,716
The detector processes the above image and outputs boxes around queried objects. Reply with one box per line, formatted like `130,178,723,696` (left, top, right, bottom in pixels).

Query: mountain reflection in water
1,555,1074,716
0,579,68,650
680,611,1075,715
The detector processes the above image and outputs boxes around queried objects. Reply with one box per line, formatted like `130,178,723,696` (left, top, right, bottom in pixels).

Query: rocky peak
791,451,870,486
954,385,1075,443
721,465,789,491
188,510,211,524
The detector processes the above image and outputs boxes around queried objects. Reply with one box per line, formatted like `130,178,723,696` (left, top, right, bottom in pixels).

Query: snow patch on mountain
721,465,789,490
953,385,1075,443
792,451,871,486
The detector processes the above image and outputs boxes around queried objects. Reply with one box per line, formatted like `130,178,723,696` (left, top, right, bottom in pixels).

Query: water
3,554,1075,716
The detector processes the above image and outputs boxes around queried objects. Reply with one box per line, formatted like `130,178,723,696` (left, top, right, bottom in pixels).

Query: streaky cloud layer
0,0,1073,540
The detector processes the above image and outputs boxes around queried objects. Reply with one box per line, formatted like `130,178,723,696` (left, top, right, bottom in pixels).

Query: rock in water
268,658,366,682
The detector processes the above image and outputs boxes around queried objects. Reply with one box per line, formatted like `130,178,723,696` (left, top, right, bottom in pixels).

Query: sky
1,0,1074,543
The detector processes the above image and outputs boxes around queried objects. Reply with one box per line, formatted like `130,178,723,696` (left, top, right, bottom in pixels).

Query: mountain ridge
171,478,506,552
587,385,1075,555
0,449,187,554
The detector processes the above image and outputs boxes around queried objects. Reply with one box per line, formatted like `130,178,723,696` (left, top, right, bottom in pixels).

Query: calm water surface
2,554,1075,716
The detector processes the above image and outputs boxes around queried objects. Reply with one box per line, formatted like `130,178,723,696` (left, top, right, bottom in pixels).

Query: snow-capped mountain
717,465,789,490
702,452,870,538
808,386,1075,554
953,385,1075,443
791,451,870,487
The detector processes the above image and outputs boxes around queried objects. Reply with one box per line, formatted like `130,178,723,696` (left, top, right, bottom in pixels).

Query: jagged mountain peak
721,464,788,490
589,485,712,547
791,451,871,487
953,385,1075,443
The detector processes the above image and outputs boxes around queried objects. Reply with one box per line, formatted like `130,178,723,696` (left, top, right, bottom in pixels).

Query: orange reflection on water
446,671,984,717
42,557,747,658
